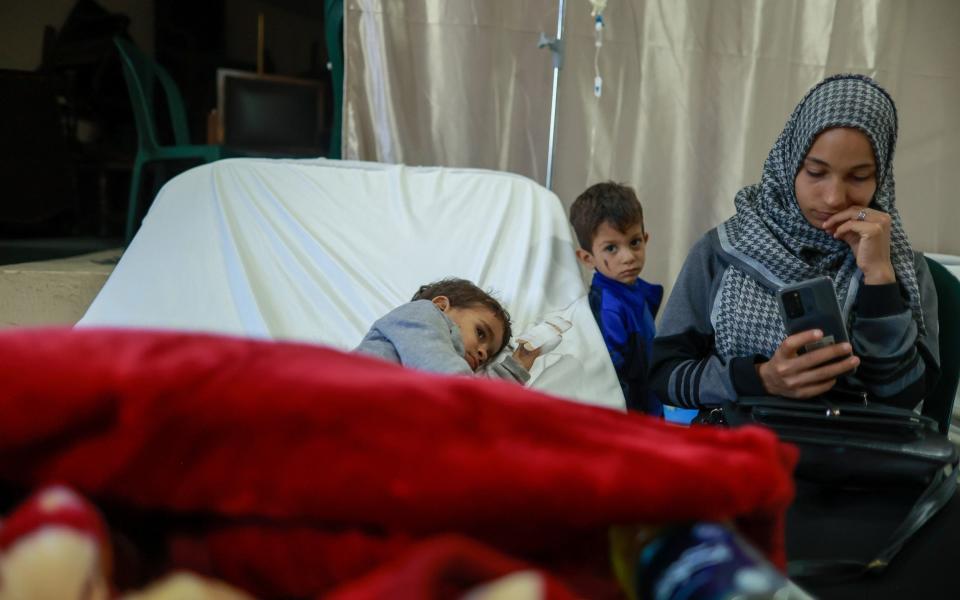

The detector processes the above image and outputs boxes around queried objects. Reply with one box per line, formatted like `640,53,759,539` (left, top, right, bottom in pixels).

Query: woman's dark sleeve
650,237,767,409
846,253,940,409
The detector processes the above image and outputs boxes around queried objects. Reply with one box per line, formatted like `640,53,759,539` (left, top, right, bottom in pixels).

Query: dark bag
726,394,957,486
723,393,959,580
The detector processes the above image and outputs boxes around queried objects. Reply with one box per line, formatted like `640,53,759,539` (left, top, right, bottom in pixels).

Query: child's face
576,221,649,285
432,298,505,371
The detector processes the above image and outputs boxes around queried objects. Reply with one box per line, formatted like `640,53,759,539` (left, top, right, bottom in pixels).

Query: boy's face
576,220,649,285
432,297,505,371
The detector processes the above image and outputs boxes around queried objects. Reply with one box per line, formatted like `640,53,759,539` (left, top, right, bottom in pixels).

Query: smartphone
776,276,852,359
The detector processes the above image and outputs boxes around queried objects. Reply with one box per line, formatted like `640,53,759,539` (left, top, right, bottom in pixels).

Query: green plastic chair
114,36,238,244
923,256,960,434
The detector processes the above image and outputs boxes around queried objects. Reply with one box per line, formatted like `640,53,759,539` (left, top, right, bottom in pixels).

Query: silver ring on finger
856,209,867,221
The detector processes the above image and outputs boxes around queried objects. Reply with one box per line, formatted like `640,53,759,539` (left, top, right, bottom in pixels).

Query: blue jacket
588,271,664,415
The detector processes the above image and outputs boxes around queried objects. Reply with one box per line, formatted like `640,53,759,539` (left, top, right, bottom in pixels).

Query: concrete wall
0,250,120,328
1,1,322,77
225,0,324,76
0,0,154,70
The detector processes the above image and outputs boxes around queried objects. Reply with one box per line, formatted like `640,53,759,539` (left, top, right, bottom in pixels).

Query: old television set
216,69,328,156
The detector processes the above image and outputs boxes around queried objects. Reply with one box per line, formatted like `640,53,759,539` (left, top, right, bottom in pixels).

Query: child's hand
512,345,542,371
516,317,572,357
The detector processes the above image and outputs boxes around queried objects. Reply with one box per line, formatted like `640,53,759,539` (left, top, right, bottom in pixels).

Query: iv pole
539,0,567,191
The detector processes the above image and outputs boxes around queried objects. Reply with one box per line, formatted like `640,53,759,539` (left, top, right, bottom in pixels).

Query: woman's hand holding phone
756,329,860,399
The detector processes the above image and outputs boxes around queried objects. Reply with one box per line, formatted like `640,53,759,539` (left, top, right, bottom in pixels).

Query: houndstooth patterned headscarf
714,74,923,359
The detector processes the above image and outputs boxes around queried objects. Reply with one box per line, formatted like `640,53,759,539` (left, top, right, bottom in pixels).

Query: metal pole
544,0,566,190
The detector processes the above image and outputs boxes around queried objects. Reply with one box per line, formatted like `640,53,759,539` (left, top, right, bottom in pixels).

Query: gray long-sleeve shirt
354,299,530,384
649,230,940,411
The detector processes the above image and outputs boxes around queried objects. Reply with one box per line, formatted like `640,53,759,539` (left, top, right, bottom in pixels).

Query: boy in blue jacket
570,182,664,415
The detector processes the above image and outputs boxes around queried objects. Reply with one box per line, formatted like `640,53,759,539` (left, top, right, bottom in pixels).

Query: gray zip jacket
650,230,940,411
355,299,530,384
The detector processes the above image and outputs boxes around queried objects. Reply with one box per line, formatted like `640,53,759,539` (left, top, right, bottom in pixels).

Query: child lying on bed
354,277,541,384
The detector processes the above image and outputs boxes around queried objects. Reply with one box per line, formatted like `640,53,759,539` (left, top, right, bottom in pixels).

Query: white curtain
342,0,960,294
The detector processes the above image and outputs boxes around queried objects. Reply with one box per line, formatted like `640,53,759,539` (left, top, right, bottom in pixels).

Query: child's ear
431,296,450,312
644,231,650,244
575,248,595,268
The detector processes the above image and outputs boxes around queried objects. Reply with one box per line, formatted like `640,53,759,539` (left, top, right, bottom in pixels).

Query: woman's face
794,127,878,228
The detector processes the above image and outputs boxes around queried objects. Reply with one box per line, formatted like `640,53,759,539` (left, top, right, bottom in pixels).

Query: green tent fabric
925,257,960,434
325,0,343,159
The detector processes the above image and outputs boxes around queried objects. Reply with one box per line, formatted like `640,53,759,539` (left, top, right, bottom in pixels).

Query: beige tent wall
343,2,556,179
342,0,960,293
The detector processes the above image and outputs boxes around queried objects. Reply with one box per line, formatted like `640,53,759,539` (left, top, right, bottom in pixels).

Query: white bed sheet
79,158,624,409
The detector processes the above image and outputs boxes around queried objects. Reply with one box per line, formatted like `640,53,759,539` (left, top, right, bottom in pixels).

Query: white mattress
80,158,624,409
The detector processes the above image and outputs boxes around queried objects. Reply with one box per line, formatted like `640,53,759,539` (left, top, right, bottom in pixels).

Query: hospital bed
79,158,624,409
0,159,798,598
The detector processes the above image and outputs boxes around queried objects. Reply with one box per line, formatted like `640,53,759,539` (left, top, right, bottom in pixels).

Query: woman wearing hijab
649,74,939,419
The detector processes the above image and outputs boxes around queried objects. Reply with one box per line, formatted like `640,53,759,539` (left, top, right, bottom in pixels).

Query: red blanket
0,328,796,598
